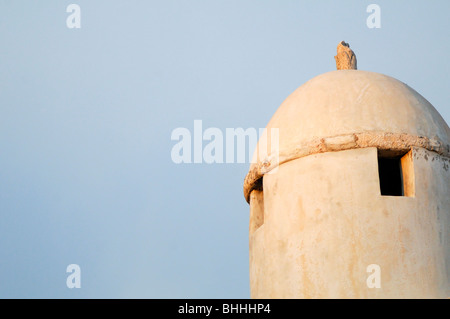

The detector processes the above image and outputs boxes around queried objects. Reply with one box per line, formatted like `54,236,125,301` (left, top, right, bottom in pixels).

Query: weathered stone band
243,131,450,203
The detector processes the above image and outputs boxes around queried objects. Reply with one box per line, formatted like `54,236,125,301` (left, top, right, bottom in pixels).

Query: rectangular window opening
377,149,415,197
249,178,264,235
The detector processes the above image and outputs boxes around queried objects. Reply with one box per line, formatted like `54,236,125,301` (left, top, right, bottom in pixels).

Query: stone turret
244,43,450,298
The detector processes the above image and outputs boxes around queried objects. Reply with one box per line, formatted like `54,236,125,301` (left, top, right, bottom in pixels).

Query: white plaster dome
244,70,450,202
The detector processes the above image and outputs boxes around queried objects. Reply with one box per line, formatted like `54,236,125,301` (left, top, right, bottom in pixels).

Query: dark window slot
378,157,404,196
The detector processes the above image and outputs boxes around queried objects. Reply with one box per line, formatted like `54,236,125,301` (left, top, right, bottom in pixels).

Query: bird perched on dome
334,41,357,70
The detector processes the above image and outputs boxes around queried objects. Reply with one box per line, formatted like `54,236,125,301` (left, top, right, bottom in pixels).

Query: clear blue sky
0,1,449,298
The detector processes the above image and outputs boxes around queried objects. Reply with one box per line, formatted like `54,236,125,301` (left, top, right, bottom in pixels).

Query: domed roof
244,70,450,202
